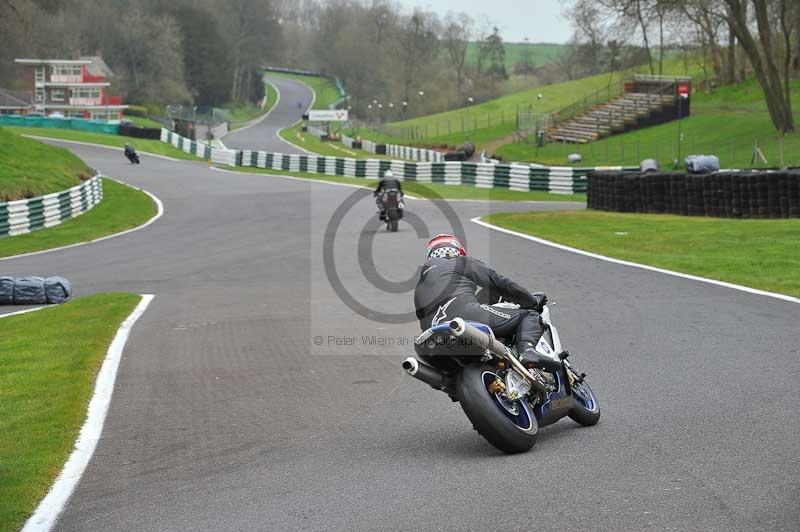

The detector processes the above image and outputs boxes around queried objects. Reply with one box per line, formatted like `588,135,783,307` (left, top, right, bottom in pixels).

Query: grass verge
0,178,157,259
0,127,93,201
226,165,584,202
496,77,800,168
4,126,201,161
484,210,800,297
227,82,279,130
122,115,163,128
0,292,142,532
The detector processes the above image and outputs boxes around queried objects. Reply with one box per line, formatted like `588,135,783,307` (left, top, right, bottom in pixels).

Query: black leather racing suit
413,256,544,352
374,178,403,213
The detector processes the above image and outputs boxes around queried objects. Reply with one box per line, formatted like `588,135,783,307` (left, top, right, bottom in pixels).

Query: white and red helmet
426,233,466,259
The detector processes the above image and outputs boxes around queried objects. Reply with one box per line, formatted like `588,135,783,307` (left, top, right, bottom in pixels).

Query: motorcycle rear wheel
388,219,398,232
457,364,538,454
568,378,600,426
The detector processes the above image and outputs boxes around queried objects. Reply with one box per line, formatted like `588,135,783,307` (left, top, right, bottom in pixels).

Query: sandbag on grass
0,276,13,304
0,276,72,305
44,276,72,304
12,277,46,305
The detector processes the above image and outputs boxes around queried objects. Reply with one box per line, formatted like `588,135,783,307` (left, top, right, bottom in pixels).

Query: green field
0,127,92,200
464,42,570,70
0,178,158,258
363,56,700,147
485,210,800,297
5,126,201,161
228,165,584,202
497,77,800,168
266,71,343,110
0,293,142,532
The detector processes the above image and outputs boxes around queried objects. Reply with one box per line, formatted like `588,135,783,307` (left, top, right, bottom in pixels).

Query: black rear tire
389,219,398,232
457,364,538,454
568,379,601,426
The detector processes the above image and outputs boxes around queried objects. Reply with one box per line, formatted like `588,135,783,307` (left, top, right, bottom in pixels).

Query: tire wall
587,171,800,218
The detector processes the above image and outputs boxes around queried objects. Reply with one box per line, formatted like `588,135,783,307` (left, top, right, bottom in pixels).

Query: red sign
678,84,690,98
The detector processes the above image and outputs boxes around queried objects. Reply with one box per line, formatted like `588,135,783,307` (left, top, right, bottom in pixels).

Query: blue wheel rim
572,380,598,412
482,371,535,432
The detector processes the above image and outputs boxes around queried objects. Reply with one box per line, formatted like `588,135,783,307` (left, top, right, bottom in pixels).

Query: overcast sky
399,0,572,43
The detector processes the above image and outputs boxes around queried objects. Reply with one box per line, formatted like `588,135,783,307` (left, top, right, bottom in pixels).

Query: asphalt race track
221,75,314,153
4,80,799,532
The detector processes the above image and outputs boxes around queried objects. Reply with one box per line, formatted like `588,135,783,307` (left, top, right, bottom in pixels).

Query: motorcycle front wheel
457,364,538,454
568,378,600,426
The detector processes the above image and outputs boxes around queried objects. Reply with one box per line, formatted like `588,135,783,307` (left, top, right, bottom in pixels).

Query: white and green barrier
384,144,444,162
161,128,633,194
0,175,103,238
161,129,213,159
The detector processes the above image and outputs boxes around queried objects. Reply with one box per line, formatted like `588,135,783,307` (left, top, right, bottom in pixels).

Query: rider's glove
532,293,547,312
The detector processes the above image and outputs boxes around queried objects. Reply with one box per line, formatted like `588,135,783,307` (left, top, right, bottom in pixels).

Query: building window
35,67,45,83
72,87,100,99
52,65,82,77
50,89,65,102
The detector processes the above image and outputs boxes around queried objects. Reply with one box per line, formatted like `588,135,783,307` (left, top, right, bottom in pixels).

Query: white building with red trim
14,57,127,121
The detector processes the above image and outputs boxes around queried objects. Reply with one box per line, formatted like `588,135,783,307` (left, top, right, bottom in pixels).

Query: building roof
15,58,91,66
80,56,114,78
0,88,33,108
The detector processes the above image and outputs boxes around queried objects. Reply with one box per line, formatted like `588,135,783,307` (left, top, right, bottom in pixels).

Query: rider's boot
519,342,562,373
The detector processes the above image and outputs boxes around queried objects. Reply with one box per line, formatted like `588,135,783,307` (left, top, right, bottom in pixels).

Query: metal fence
511,134,798,169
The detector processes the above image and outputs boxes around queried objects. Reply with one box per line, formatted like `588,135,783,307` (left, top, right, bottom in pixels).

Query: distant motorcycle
124,145,140,165
377,189,404,232
403,300,600,454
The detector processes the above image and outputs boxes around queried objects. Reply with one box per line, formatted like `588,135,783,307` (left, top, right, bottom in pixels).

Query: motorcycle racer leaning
413,234,559,372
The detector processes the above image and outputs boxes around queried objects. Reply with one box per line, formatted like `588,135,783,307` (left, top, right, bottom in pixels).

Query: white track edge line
222,79,281,140
274,76,316,155
21,293,155,532
20,135,187,162
0,306,47,319
0,177,164,262
471,217,800,305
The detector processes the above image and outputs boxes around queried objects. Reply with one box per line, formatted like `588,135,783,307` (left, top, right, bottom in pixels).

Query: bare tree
442,12,473,99
722,0,796,132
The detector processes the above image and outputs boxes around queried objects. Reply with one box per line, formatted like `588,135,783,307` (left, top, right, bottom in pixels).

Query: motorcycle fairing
532,369,574,427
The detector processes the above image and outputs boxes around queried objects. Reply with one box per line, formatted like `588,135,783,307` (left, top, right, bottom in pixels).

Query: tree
442,12,473,97
395,10,439,104
722,0,796,132
477,27,508,82
173,4,231,106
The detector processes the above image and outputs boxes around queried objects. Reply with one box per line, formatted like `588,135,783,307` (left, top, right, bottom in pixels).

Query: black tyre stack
587,170,800,218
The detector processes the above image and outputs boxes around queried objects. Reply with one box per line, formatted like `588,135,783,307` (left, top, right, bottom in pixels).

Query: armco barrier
587,170,800,218
341,134,362,150
0,114,119,135
0,175,103,237
161,129,214,160
161,129,629,194
385,144,444,162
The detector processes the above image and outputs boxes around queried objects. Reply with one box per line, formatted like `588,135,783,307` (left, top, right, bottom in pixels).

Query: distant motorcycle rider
373,170,403,219
124,143,138,163
413,234,558,371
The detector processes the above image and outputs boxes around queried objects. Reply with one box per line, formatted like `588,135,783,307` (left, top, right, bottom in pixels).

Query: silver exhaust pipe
402,356,445,390
448,317,550,393
448,317,507,358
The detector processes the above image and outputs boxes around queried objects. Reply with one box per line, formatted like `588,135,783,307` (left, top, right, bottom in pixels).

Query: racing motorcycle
124,145,140,165
403,302,600,453
377,189,404,232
